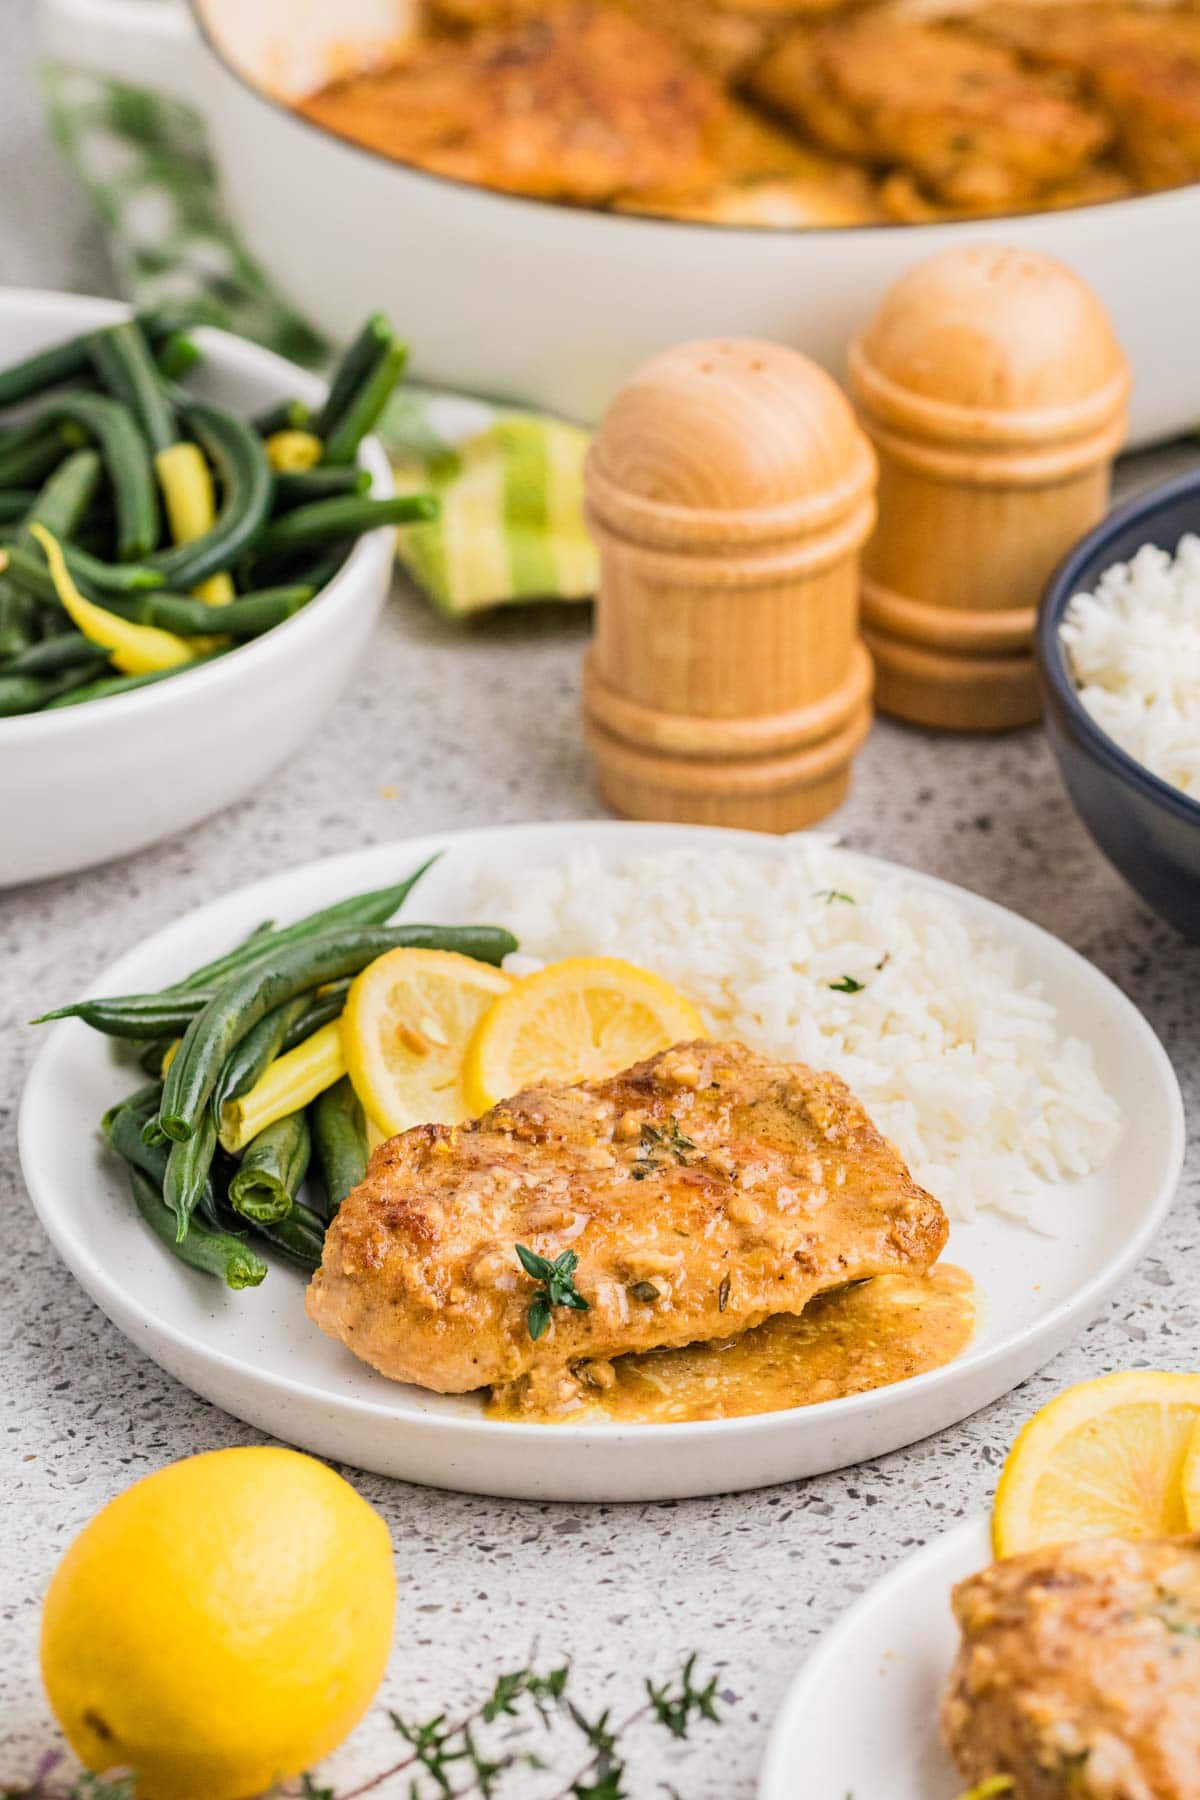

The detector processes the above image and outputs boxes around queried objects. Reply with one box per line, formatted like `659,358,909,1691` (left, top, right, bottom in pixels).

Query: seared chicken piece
299,4,726,204
307,1040,947,1411
617,106,883,224
879,162,1131,222
942,1536,1200,1799
976,3,1200,190
749,13,1111,207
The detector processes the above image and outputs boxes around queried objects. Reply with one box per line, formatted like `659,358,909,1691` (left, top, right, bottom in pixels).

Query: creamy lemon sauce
489,1264,975,1425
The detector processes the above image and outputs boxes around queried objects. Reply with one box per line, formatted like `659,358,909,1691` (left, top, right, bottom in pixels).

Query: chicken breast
307,1040,947,1411
749,13,1111,207
975,3,1200,190
298,4,726,204
942,1535,1200,1798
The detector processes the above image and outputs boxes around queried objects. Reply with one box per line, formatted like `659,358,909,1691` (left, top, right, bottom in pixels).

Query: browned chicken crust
749,12,1112,206
976,3,1200,189
307,1040,947,1411
942,1535,1200,1799
298,3,727,203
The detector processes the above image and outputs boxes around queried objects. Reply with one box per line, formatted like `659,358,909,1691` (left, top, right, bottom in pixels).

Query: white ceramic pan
39,0,1200,444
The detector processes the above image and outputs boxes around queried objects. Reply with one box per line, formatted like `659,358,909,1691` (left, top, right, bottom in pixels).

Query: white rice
1060,533,1200,798
473,843,1122,1226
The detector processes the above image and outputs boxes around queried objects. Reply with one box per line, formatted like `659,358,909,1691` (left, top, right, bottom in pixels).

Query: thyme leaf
515,1244,590,1339
631,1118,697,1181
829,975,866,994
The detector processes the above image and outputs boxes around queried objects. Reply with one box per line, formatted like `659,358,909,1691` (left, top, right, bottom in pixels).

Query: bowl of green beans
0,289,434,888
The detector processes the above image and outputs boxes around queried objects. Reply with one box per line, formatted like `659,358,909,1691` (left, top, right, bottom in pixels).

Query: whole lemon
40,1447,395,1799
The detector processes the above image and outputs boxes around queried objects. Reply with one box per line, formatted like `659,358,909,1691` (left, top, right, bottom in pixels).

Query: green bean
3,539,165,603
155,332,200,381
35,865,438,1031
315,314,391,440
0,585,35,658
0,308,195,412
88,321,178,456
138,1037,175,1077
279,983,349,1050
21,448,104,542
272,466,370,510
254,397,311,436
2,631,104,676
310,1077,367,1219
159,921,517,1142
101,1079,162,1136
145,398,271,587
33,992,213,1036
248,1199,326,1273
162,860,439,995
105,582,313,639
210,995,310,1125
163,1111,218,1239
228,1111,311,1223
0,489,37,523
256,493,436,557
40,394,159,560
0,420,70,488
43,657,226,710
0,658,110,715
128,1166,266,1289
322,338,408,465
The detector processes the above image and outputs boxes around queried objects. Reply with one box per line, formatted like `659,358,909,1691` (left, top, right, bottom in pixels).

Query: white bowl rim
0,286,393,743
186,0,1200,241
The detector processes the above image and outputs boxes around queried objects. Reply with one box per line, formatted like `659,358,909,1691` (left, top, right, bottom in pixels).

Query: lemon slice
992,1371,1200,1558
1178,1418,1200,1529
462,955,704,1112
341,948,513,1135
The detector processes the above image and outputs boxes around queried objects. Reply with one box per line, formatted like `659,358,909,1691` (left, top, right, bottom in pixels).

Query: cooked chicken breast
942,1535,1200,1799
617,108,883,223
298,4,726,204
749,13,1111,206
307,1040,947,1411
975,3,1200,189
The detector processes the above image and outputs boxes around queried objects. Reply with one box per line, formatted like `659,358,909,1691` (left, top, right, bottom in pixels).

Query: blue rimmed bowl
1038,468,1200,941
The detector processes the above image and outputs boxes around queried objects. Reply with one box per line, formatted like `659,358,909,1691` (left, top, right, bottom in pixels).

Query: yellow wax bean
265,430,323,473
155,441,235,607
219,1021,346,1154
29,525,195,676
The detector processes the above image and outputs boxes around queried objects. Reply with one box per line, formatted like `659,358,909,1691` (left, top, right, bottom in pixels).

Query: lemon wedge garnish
341,948,512,1135
992,1370,1200,1557
462,955,704,1114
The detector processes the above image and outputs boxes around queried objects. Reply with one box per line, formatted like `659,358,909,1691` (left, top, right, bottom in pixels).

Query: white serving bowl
0,289,394,888
38,0,1200,445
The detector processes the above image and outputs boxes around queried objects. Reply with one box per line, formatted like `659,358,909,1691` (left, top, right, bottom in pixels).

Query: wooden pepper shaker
582,338,876,832
849,244,1130,732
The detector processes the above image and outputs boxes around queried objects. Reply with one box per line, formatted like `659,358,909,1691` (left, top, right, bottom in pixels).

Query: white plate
759,1516,990,1800
19,821,1185,1502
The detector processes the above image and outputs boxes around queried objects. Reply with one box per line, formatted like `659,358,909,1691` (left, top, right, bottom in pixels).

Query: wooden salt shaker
849,244,1129,732
582,339,876,832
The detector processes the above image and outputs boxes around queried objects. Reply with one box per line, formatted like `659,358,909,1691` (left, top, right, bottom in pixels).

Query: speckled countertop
3,12,1200,1794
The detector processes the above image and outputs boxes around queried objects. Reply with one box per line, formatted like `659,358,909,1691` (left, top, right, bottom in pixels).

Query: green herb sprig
5,1657,722,1800
515,1244,590,1340
631,1117,696,1181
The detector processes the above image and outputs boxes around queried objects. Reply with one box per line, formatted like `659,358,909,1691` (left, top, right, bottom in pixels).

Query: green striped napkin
39,65,598,616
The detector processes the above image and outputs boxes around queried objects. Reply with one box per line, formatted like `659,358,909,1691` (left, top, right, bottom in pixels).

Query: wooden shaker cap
849,244,1130,480
587,338,875,555
584,338,876,832
850,247,1129,732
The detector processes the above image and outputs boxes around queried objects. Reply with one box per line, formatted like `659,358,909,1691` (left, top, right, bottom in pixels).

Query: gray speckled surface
4,8,1200,1792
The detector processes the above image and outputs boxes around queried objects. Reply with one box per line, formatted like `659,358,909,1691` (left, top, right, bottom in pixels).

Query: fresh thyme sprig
514,1244,590,1340
4,1658,722,1800
631,1118,696,1181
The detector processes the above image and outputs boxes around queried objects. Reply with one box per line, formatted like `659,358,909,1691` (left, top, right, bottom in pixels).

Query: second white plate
759,1517,989,1800
19,822,1185,1501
